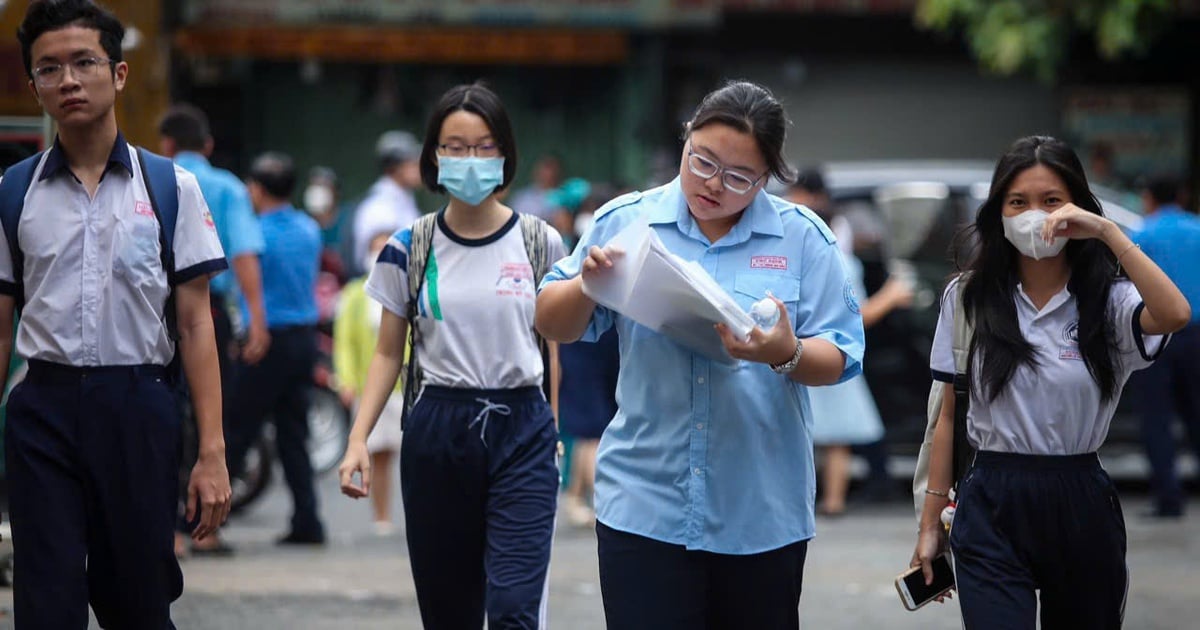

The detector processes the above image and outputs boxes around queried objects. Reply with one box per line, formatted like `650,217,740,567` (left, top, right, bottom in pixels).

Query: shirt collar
174,151,211,172
39,131,133,182
646,176,785,245
259,202,294,216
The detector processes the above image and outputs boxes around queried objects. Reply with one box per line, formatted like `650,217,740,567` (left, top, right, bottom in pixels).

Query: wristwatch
769,337,804,374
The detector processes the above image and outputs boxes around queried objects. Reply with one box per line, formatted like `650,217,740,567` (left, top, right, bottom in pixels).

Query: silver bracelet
925,488,950,498
769,337,804,374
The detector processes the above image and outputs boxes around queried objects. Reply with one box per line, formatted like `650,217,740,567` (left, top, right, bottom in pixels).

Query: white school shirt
0,136,226,367
365,210,565,390
931,277,1167,455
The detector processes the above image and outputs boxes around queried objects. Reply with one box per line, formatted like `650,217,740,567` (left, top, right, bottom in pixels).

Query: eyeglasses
687,150,766,195
437,142,501,158
31,56,115,88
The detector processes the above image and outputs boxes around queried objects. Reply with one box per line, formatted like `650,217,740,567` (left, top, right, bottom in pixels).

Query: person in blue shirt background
225,151,327,545
1131,175,1200,518
159,103,270,556
536,80,865,630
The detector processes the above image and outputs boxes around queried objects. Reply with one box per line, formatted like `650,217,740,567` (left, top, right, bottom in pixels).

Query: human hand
910,526,954,602
187,451,232,541
880,276,915,309
580,245,624,281
241,321,271,365
338,439,371,499
1041,203,1115,244
715,296,796,366
339,386,357,410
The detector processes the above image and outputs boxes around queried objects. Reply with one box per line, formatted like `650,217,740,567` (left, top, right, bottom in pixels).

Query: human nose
57,66,82,90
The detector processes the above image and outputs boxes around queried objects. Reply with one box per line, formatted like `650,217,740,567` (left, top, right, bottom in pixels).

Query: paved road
1,467,1198,629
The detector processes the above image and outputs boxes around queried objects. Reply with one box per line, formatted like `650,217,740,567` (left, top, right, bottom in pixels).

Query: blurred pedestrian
558,326,620,527
1131,175,1200,518
786,167,852,249
0,2,231,626
537,80,865,629
912,136,1190,629
226,152,327,545
334,229,407,535
159,102,271,557
304,165,355,282
338,82,564,629
809,251,912,516
509,153,563,221
352,130,422,276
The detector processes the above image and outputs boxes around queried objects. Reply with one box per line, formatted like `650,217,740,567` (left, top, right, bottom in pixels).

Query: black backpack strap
400,214,439,427
0,153,44,312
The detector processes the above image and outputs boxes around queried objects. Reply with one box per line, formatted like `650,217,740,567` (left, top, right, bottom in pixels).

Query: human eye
477,143,499,157
442,143,467,156
33,63,62,78
75,57,100,70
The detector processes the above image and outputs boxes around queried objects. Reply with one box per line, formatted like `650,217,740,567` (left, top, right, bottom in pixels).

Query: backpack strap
400,214,439,426
950,273,975,488
136,148,182,379
0,153,45,312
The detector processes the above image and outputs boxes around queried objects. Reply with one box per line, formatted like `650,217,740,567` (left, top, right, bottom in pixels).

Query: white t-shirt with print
365,211,565,391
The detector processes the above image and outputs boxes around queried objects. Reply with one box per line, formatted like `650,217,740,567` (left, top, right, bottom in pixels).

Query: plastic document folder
581,218,755,363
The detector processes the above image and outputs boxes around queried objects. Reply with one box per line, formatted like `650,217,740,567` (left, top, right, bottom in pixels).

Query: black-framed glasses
686,150,766,195
31,57,115,88
437,142,501,158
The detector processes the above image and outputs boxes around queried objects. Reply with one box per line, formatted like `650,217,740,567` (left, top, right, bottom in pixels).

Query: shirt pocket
734,272,802,330
114,214,164,289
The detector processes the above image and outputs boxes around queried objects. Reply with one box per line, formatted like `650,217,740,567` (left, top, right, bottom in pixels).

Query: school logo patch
134,201,154,218
496,262,534,298
751,255,788,271
844,279,860,314
1062,321,1079,345
202,209,216,229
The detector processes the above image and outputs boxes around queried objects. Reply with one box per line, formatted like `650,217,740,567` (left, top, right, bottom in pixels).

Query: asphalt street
1,465,1198,629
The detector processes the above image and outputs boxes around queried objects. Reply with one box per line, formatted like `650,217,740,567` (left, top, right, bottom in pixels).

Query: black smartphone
895,553,955,611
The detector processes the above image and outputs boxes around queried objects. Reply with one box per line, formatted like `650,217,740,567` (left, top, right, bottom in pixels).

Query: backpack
913,274,975,519
400,212,552,425
0,148,182,367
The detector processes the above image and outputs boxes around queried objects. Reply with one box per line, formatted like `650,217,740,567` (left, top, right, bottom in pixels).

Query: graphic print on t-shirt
496,262,535,299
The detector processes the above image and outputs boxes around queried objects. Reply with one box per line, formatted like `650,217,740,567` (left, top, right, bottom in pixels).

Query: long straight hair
960,136,1121,402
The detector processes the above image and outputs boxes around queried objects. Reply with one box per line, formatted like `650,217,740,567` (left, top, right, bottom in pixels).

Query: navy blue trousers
1131,323,1200,514
225,325,323,538
400,386,558,630
5,361,183,629
596,522,808,630
950,451,1127,630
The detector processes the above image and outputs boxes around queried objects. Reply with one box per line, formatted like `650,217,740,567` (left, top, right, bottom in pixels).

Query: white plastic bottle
749,291,780,330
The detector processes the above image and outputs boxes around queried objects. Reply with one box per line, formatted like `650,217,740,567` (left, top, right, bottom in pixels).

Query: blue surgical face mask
437,156,505,206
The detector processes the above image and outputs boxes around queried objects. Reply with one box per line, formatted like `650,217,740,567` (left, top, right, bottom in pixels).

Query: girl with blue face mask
337,82,566,629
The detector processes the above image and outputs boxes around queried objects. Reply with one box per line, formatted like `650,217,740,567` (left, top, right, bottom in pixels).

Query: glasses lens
34,66,62,86
689,153,718,178
476,144,500,158
441,144,466,157
723,172,755,194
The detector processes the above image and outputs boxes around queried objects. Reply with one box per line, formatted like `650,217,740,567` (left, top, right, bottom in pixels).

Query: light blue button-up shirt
540,177,865,554
1135,205,1200,325
174,152,264,298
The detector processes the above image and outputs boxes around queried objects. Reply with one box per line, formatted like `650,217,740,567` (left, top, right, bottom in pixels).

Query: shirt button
697,376,705,384
696,423,704,430
693,468,702,475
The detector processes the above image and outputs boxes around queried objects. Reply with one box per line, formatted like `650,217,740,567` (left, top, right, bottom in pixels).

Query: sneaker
372,521,397,537
276,530,326,546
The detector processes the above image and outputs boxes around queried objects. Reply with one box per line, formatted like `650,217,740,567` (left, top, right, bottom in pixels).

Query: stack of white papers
581,218,755,363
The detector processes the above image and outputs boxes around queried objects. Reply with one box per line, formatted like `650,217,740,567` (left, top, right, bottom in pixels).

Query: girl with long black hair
911,135,1190,629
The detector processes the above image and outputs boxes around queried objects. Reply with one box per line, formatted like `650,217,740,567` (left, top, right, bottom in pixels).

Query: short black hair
248,152,297,200
158,104,211,152
420,82,518,194
18,0,125,80
1142,175,1180,207
790,167,826,195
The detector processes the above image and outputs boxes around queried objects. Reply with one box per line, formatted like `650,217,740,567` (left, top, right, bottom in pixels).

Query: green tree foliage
916,0,1175,80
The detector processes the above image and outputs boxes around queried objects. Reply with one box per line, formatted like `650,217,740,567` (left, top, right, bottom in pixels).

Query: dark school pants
5,361,184,629
1131,323,1200,513
596,521,809,630
401,385,559,630
950,451,1127,630
225,325,323,537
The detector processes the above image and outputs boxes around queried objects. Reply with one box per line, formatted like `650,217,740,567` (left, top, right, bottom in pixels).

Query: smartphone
895,553,955,611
